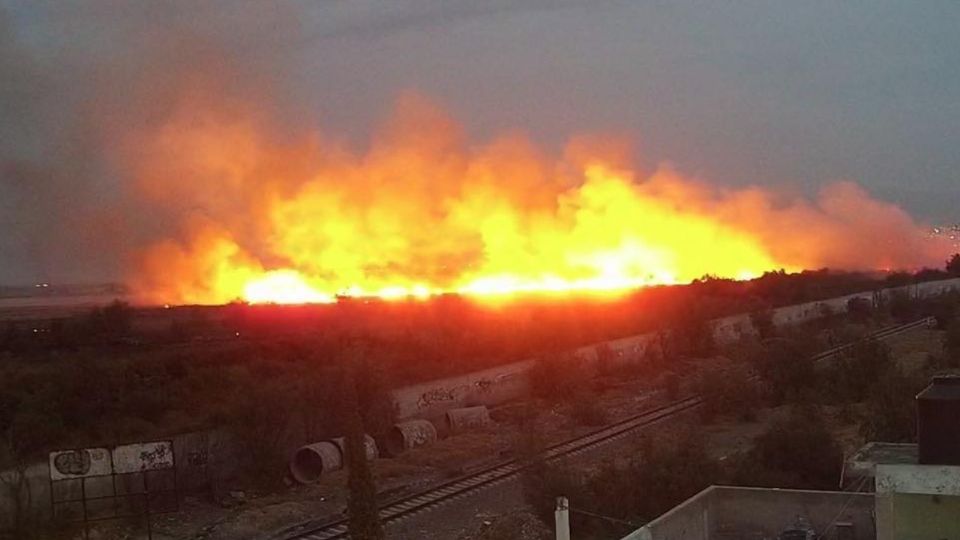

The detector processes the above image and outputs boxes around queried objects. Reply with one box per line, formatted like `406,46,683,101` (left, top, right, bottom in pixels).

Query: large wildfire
126,94,949,305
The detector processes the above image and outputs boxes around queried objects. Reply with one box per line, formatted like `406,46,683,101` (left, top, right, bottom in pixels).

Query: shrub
520,459,582,529
667,308,716,359
695,359,761,422
944,319,960,368
887,290,918,323
735,406,843,490
860,368,923,443
529,352,592,402
822,339,894,403
224,376,299,484
846,297,873,323
750,308,776,339
752,337,817,404
947,253,960,276
588,431,721,524
568,391,608,426
521,432,721,537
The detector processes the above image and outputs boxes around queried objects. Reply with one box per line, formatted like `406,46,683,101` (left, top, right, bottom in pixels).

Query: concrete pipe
384,419,439,456
330,434,379,462
445,405,492,434
289,441,343,484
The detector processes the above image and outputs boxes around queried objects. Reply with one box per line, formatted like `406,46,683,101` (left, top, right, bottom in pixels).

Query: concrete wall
622,487,710,540
875,463,960,540
876,492,960,540
0,430,236,531
708,486,874,540
624,486,875,540
875,463,960,496
393,277,960,419
392,358,536,420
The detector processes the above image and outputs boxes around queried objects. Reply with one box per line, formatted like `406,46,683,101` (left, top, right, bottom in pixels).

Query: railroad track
809,316,934,363
274,316,936,540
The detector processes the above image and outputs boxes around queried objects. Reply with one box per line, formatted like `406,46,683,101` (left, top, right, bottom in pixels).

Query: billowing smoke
0,3,951,300
0,1,306,284
122,92,951,304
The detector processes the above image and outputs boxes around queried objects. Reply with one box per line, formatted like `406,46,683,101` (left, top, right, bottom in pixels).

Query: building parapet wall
624,485,875,540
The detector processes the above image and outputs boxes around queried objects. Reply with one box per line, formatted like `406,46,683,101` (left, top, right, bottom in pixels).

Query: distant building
619,376,960,540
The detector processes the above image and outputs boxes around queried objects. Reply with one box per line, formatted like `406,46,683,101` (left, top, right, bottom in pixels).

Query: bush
568,391,608,426
947,253,960,276
735,406,843,490
223,375,299,484
916,291,960,328
529,352,593,402
846,297,873,323
521,432,721,537
662,302,716,359
520,459,582,529
944,319,960,368
750,308,776,339
695,359,761,422
860,368,923,443
529,352,609,426
588,432,721,525
821,339,894,403
752,337,817,404
887,290,918,323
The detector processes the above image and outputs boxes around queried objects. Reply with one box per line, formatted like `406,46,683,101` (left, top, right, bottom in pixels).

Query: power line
568,506,642,528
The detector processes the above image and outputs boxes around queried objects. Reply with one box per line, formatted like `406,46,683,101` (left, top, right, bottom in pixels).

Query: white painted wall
876,463,960,495
393,277,960,420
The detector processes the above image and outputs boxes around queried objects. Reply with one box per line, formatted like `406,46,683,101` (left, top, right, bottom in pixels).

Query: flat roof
844,442,918,485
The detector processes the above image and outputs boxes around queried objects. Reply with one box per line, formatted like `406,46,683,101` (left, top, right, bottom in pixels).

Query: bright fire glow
126,95,950,305
243,270,335,304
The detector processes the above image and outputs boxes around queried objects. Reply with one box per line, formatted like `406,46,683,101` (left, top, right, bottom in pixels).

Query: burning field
126,94,949,306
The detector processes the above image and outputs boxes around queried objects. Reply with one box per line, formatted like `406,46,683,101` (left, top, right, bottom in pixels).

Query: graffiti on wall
50,448,112,480
415,371,522,410
113,441,174,474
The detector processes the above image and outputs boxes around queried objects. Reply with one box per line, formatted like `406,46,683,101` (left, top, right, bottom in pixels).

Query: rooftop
621,485,874,540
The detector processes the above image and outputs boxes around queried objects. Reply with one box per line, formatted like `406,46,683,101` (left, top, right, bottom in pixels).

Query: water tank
917,375,960,465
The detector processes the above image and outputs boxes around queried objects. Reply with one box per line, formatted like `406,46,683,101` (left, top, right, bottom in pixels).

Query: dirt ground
89,373,663,540
83,323,945,540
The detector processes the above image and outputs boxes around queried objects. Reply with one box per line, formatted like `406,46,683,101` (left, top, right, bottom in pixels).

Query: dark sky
1,1,958,284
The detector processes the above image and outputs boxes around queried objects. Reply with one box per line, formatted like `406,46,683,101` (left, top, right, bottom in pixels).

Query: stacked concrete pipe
330,434,380,462
289,441,343,484
384,419,439,457
444,405,492,435
289,434,378,484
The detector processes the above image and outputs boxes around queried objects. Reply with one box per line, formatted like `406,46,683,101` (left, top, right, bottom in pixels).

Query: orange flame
124,94,950,305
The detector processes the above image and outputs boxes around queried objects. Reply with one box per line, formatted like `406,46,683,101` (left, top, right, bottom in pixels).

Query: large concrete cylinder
289,442,343,484
330,434,379,462
445,406,492,434
384,419,438,456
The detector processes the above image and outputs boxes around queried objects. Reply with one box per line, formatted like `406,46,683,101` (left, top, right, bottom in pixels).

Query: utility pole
344,341,385,540
555,496,570,540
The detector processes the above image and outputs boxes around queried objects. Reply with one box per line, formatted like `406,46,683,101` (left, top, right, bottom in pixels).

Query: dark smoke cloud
0,1,310,284
1,0,549,284
1,1,954,285
0,6,109,284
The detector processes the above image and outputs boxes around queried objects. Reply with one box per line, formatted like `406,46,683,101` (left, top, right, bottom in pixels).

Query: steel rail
275,316,935,539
